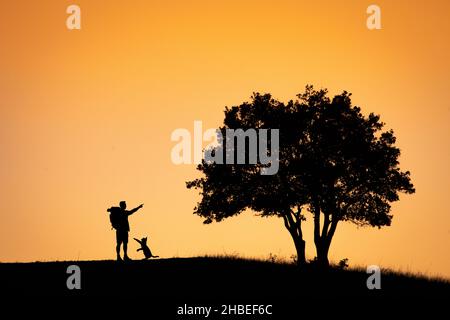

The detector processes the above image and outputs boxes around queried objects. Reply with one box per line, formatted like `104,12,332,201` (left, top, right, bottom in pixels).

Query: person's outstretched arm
127,204,143,216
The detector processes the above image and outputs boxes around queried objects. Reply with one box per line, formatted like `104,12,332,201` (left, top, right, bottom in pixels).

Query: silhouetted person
107,201,143,261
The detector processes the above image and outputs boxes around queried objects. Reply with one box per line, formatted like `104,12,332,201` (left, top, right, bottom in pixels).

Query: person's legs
123,232,131,260
123,242,128,259
116,231,123,261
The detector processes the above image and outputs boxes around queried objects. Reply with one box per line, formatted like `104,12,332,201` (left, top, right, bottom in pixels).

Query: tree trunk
313,207,339,268
293,236,306,266
316,239,330,267
282,210,306,267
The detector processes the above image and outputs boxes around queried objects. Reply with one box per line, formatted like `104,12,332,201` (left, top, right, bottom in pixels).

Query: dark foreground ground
1,257,448,317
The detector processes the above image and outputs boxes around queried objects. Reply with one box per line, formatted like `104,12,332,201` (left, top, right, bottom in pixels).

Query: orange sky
0,0,449,277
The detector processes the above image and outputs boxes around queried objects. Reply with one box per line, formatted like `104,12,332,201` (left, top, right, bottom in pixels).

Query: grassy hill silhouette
1,256,448,298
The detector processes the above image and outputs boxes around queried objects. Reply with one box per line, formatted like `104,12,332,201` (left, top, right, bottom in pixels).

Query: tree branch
282,214,291,231
283,209,303,239
326,217,339,244
321,211,330,240
313,205,321,246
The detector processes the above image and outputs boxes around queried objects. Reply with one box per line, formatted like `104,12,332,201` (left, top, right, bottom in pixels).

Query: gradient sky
0,0,449,277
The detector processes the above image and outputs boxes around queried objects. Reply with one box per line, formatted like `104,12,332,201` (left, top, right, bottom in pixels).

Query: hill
0,257,448,316
1,256,448,296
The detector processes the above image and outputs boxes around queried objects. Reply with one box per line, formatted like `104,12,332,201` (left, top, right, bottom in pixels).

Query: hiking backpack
107,206,121,230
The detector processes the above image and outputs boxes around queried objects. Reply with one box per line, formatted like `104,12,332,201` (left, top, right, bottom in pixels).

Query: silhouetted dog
134,237,159,259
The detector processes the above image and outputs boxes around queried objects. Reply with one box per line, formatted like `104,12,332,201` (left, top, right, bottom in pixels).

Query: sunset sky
0,0,449,277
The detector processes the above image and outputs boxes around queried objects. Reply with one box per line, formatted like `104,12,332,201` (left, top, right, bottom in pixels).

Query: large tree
187,86,415,267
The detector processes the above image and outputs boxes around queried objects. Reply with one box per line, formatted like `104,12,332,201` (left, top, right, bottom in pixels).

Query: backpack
107,206,121,230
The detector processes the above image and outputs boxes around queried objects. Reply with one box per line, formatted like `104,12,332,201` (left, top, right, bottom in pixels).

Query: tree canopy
187,85,415,266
